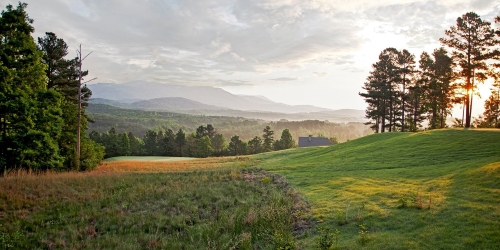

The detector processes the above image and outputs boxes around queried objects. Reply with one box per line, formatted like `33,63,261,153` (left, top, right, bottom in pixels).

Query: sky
2,0,499,116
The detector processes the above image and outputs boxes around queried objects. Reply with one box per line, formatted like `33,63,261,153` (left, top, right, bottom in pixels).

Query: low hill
86,104,371,142
254,129,500,249
91,97,225,111
87,81,333,114
89,98,366,122
131,97,225,111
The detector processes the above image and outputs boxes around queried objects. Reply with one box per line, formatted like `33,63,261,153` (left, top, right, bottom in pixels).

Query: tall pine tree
440,12,497,128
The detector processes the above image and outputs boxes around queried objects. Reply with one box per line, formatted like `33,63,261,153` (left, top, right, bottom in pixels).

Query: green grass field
1,129,499,249
254,129,500,249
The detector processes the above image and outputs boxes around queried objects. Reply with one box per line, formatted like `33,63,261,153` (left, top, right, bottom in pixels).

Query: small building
298,136,330,147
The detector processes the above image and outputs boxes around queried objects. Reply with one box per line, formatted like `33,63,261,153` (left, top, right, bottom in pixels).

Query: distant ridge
88,81,334,114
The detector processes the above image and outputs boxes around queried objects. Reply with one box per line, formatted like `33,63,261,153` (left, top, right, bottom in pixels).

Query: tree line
0,3,104,172
89,125,300,158
87,104,372,143
360,12,500,131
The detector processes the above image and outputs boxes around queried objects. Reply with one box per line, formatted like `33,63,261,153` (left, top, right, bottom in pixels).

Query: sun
476,80,494,100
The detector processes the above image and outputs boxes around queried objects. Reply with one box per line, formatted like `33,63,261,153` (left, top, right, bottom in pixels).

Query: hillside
89,98,366,122
254,129,500,249
87,81,333,114
2,129,499,249
86,104,371,142
90,97,225,111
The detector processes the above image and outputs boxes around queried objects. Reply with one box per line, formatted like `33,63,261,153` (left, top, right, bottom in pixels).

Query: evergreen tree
397,49,416,131
440,12,498,128
273,140,283,151
143,130,158,156
185,133,198,157
206,124,216,139
161,129,176,156
482,71,500,127
262,126,274,152
248,136,263,154
0,3,65,170
279,128,295,149
119,132,130,156
419,48,455,129
104,128,120,157
211,133,226,156
37,31,101,169
360,48,400,132
229,135,243,155
195,125,207,139
197,135,213,158
175,129,186,156
128,132,143,156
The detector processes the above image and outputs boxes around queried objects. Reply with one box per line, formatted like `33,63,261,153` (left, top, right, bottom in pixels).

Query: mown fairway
254,129,500,249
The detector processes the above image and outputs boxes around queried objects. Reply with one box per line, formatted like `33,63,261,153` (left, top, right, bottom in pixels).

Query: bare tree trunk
75,44,95,169
76,45,82,168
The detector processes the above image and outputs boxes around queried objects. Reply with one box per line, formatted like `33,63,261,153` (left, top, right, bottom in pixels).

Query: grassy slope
2,129,498,249
254,129,500,249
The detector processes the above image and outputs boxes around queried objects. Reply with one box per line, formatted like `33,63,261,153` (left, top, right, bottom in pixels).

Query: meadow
0,158,311,249
1,129,499,249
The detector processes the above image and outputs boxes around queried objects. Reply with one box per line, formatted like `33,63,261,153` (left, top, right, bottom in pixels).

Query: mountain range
87,81,366,121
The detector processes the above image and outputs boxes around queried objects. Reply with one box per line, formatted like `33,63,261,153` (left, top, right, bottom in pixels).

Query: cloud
214,79,253,87
270,77,300,81
17,0,368,84
11,0,490,88
230,52,246,62
313,72,329,77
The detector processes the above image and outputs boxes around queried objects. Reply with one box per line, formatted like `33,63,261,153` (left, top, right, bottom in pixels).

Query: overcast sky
2,0,499,115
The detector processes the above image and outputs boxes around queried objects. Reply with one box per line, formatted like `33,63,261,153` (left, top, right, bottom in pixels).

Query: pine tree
360,48,400,132
262,126,274,151
482,70,500,127
440,12,497,128
211,133,226,156
143,130,158,156
229,135,244,155
37,32,100,169
197,135,213,158
419,48,455,129
279,129,295,149
248,136,263,154
397,49,416,131
128,132,144,156
0,3,64,170
175,129,186,157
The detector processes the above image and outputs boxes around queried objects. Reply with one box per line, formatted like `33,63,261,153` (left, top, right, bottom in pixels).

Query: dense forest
360,12,500,131
87,104,371,143
87,105,371,158
0,3,104,172
88,124,310,158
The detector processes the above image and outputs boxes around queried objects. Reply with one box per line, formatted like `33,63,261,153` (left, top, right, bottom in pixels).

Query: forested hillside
87,104,371,143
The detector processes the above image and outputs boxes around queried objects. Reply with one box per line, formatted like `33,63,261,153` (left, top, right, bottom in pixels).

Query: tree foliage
440,12,498,128
0,3,64,171
0,3,103,172
360,12,500,131
262,126,274,152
